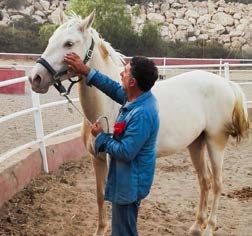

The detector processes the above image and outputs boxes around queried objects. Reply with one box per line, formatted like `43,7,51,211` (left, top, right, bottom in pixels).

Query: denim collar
121,91,152,111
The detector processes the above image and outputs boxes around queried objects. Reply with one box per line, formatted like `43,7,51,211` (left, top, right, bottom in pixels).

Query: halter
36,38,95,96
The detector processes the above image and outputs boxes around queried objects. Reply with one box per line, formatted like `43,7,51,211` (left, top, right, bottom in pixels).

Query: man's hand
64,52,90,76
91,121,104,137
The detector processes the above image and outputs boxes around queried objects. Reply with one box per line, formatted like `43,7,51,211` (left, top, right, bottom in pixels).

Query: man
64,53,159,236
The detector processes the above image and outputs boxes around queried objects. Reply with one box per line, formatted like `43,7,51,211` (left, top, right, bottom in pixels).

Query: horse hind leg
202,134,228,236
188,132,212,236
91,153,109,236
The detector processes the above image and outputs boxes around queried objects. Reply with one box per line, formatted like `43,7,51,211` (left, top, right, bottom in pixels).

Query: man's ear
129,77,137,87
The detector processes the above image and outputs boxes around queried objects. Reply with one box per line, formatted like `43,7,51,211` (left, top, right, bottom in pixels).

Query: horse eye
64,41,73,48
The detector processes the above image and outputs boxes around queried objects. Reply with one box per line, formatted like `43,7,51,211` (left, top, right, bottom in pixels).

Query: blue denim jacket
86,69,159,204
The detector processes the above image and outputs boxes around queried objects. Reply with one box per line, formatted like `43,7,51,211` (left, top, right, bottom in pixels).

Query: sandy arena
0,59,251,236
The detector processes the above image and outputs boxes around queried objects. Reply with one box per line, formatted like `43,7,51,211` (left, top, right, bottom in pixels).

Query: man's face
120,63,133,91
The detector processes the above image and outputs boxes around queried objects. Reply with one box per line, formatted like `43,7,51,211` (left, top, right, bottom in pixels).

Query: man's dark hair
130,56,158,92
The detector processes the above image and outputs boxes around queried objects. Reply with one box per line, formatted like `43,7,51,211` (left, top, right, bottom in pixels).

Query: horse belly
153,71,237,157
153,73,215,156
156,110,206,156
155,94,206,156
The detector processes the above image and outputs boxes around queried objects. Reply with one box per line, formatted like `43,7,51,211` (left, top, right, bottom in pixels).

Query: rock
0,0,250,51
40,0,50,11
34,2,44,12
185,9,199,19
197,14,211,25
198,34,209,40
160,25,170,37
160,2,170,12
220,34,231,43
231,40,243,49
147,13,165,24
212,12,234,26
19,6,35,16
174,18,191,26
188,36,197,42
175,30,187,41
47,7,61,24
229,31,244,37
10,15,24,22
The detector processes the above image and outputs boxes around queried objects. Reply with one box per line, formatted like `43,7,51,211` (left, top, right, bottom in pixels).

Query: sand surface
0,59,251,236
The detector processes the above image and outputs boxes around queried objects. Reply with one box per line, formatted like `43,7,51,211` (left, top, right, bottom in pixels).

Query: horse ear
58,10,68,25
79,10,96,32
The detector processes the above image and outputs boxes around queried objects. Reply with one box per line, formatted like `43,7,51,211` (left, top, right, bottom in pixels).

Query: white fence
0,62,251,173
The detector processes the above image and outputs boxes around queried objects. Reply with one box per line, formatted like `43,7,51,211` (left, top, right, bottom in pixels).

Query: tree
39,24,59,50
69,0,135,54
0,26,43,53
13,15,41,32
139,22,169,57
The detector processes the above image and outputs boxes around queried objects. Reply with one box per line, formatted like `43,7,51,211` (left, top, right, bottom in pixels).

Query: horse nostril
33,75,41,86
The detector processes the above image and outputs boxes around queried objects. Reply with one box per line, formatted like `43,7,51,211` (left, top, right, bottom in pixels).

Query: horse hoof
189,229,202,236
93,224,108,236
202,230,213,236
189,222,202,236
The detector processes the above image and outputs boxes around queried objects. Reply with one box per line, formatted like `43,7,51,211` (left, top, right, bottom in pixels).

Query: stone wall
0,0,251,51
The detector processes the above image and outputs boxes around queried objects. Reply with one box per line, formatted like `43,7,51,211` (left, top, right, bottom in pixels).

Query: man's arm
64,52,126,104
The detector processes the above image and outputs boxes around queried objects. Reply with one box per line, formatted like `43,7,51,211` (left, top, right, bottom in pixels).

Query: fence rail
0,62,251,173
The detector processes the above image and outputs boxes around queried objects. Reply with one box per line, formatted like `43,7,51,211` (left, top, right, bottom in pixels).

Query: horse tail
226,81,249,143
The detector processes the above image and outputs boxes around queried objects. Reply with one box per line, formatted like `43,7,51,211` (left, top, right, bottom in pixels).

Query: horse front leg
188,133,212,236
91,153,109,236
82,121,109,236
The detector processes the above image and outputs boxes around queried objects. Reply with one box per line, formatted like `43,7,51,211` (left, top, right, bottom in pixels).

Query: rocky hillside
0,0,251,51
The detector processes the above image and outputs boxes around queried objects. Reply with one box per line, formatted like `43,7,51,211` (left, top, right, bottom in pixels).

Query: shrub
0,26,43,53
165,40,243,58
13,15,41,32
39,24,59,49
136,22,169,57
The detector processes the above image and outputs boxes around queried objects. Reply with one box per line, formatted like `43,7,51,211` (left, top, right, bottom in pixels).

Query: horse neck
78,48,122,124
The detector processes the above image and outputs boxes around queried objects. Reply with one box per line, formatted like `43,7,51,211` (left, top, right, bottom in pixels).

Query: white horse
29,11,249,236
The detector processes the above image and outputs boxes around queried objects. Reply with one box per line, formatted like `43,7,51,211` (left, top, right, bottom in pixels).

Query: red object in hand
113,121,126,135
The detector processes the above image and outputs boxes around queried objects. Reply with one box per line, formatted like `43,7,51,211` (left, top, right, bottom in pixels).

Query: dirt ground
0,60,251,236
0,131,251,236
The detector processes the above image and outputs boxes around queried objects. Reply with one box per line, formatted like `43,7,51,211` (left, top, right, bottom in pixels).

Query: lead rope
64,93,111,168
63,94,85,118
63,93,109,134
95,115,111,168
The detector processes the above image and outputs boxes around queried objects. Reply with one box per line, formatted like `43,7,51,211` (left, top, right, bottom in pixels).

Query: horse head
29,10,96,94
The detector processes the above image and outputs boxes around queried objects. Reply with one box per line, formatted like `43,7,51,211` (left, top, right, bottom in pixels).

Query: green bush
0,0,249,59
39,24,59,50
136,22,169,57
164,40,243,58
13,15,41,32
0,26,43,53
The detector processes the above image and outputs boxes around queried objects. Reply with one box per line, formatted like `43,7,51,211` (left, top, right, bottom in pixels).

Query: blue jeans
111,200,141,236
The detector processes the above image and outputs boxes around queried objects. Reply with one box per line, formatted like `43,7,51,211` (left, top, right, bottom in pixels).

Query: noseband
36,38,95,95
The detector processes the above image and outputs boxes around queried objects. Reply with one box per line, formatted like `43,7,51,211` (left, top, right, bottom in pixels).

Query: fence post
219,58,223,76
31,90,49,173
162,57,166,79
224,62,230,80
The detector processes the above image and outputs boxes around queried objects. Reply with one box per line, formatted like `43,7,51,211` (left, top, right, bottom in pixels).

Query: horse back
153,70,248,154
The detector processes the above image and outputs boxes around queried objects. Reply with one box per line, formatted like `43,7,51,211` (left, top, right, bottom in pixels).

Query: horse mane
90,28,125,66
